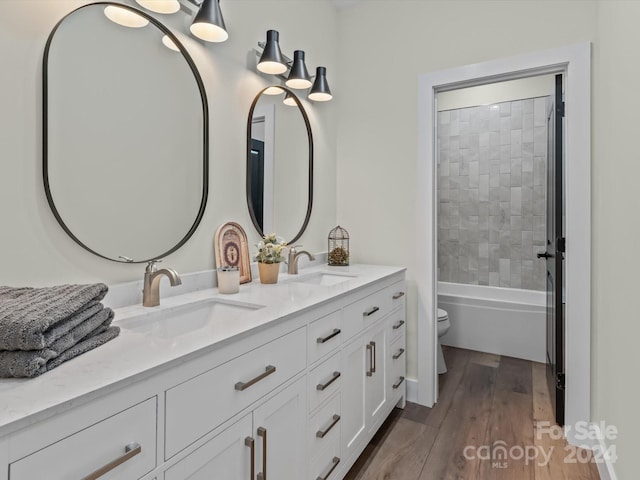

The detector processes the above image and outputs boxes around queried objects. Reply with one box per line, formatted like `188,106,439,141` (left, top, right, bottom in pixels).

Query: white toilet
437,308,450,374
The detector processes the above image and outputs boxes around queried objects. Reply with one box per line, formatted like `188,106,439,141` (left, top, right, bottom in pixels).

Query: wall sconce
105,0,228,43
255,29,333,102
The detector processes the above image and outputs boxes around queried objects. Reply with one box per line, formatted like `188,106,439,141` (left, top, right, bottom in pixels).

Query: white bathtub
438,282,546,363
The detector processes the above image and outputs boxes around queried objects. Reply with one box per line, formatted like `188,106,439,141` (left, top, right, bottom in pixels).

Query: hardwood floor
344,346,600,480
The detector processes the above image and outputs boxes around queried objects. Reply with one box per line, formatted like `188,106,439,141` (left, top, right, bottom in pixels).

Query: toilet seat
437,308,448,322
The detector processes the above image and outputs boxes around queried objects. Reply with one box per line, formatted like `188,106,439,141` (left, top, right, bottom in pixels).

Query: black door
249,138,265,231
538,73,565,426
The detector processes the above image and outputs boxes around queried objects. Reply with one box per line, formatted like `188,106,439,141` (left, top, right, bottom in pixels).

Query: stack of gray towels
0,283,119,378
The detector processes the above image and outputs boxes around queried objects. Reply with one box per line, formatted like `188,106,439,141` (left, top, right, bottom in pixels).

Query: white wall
0,0,338,286
336,1,637,478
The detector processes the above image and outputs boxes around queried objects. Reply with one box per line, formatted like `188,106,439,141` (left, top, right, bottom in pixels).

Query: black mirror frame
42,2,209,263
246,86,314,246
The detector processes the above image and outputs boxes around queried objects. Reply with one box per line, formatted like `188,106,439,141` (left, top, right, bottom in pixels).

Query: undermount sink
120,298,264,338
291,271,356,286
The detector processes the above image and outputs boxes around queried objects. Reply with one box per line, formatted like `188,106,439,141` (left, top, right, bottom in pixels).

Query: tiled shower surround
437,97,548,291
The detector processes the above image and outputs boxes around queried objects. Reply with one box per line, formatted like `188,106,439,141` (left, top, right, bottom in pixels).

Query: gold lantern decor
328,225,349,266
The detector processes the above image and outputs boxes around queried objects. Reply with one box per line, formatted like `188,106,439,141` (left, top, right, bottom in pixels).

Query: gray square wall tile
436,97,549,291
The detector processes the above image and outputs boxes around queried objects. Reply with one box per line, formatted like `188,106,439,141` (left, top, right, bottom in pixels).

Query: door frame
415,43,591,445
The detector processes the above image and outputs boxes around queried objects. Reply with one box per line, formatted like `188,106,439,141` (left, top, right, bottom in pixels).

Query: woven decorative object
328,225,349,266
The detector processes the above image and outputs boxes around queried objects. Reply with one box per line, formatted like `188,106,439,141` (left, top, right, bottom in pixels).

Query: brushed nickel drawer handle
393,348,405,360
393,376,406,389
392,291,405,300
81,442,141,480
392,320,405,330
363,306,379,317
316,457,340,480
370,341,376,374
317,371,341,391
317,328,341,344
366,343,373,377
235,365,276,391
316,414,341,438
257,427,267,480
245,437,255,480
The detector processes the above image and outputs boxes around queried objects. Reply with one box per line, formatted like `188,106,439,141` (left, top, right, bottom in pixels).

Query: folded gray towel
0,283,108,350
0,308,119,378
0,326,120,378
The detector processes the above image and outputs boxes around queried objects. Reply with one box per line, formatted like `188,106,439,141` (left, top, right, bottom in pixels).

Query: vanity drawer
308,393,341,459
165,327,307,459
309,351,342,413
9,397,156,480
389,334,406,401
309,444,341,480
387,307,406,343
388,280,407,312
308,310,342,365
342,288,390,340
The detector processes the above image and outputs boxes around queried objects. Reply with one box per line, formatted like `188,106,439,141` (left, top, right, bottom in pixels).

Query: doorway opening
415,43,590,444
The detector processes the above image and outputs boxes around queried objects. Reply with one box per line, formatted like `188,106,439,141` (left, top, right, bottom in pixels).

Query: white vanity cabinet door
252,376,307,480
164,414,253,480
340,332,367,464
365,320,387,431
9,397,156,480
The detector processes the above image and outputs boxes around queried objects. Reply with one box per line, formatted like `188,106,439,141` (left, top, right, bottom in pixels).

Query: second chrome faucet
287,246,315,274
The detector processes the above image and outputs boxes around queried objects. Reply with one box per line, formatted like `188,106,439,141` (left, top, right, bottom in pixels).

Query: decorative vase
258,262,280,284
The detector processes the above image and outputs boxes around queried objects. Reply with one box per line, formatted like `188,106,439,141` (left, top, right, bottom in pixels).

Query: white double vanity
0,264,406,480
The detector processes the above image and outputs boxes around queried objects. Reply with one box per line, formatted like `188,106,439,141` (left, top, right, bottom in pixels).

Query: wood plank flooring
344,346,600,480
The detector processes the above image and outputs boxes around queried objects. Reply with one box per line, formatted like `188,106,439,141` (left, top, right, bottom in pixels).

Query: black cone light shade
190,0,228,43
285,50,312,89
257,30,287,75
308,66,332,101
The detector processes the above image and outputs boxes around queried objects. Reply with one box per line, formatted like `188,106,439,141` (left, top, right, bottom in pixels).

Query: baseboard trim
406,377,418,404
589,423,618,480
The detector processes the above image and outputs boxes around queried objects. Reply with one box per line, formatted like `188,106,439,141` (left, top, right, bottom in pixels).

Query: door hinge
557,237,566,253
558,101,565,117
556,372,566,390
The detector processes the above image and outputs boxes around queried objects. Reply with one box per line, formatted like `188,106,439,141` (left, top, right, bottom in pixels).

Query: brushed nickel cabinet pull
316,414,341,438
257,427,267,480
317,371,341,391
363,306,379,317
316,457,340,480
81,442,141,480
317,328,341,344
393,376,406,389
245,437,255,480
393,348,405,360
235,365,276,391
370,341,376,374
392,291,405,300
392,320,405,330
366,343,373,377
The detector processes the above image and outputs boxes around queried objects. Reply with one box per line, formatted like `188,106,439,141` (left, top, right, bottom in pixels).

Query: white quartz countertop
0,264,405,437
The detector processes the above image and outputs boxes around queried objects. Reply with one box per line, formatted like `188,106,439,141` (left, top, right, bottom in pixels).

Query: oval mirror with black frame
246,86,313,245
43,2,208,263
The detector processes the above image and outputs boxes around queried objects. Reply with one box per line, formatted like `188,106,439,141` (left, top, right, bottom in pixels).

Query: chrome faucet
287,246,315,274
143,260,182,307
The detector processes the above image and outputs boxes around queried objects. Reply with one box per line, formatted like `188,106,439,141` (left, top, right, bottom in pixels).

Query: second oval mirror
246,87,313,245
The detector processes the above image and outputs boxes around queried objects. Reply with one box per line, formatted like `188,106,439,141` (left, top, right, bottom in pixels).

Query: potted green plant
254,234,287,284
